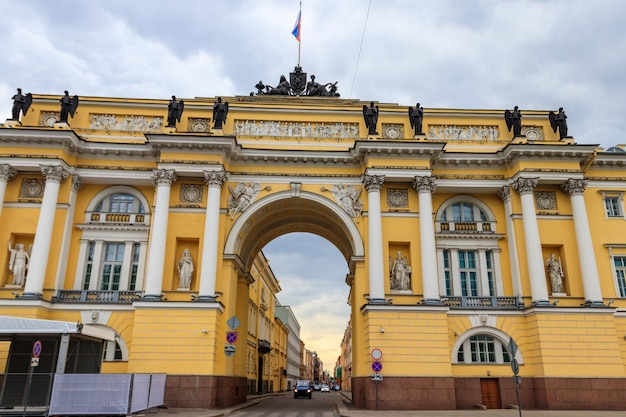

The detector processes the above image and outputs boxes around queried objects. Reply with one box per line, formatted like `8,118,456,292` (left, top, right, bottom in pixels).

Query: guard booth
0,316,113,415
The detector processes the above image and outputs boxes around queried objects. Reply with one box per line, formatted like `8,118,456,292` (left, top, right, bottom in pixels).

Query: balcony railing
54,290,142,304
436,221,494,233
258,339,272,354
442,296,523,310
85,211,149,226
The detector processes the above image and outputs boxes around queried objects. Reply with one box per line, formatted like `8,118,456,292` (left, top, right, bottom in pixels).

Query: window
76,187,149,293
129,243,140,290
442,249,496,297
457,334,511,364
437,197,502,299
83,242,95,290
101,243,124,291
95,192,145,214
438,201,491,232
614,256,626,298
605,196,622,218
459,251,478,296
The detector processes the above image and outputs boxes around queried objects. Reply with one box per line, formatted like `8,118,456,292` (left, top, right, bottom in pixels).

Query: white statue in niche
390,251,411,291
178,249,194,289
546,253,564,293
8,241,30,287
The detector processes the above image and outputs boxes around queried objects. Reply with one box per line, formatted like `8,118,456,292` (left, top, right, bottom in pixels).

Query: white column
0,164,17,224
23,165,69,299
73,239,90,289
511,177,550,306
412,176,440,303
362,174,386,303
54,175,83,296
142,169,176,300
498,186,523,298
198,169,229,302
561,178,604,306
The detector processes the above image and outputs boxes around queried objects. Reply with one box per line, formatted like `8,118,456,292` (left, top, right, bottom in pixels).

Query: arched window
457,334,511,364
94,192,145,214
436,197,502,298
74,187,150,295
438,201,491,232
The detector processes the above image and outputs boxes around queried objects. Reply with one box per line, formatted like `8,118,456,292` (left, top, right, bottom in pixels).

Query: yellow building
1,88,626,410
245,250,287,395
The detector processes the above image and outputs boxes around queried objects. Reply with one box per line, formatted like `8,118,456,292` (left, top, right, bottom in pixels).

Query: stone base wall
164,375,247,408
352,376,456,409
353,376,626,410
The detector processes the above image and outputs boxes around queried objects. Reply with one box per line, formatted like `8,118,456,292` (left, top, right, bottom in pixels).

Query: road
231,390,341,417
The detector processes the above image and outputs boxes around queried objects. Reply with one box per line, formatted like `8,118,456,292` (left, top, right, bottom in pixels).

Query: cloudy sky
2,0,626,368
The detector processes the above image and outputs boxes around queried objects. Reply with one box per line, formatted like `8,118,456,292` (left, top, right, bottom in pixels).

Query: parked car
294,380,312,399
334,384,341,391
313,383,321,391
321,383,330,392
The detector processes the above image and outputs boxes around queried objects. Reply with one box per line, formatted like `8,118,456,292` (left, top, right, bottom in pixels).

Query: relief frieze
234,120,359,139
428,125,501,141
89,114,163,132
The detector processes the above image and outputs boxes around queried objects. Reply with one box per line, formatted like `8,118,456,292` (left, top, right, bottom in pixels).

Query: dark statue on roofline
10,88,33,121
166,95,184,128
549,107,569,139
253,66,339,97
59,90,79,123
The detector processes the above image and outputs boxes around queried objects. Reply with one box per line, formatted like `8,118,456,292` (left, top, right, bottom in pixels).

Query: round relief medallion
385,126,400,139
183,186,200,202
536,193,554,210
191,120,209,133
389,190,407,207
44,115,57,127
24,181,43,198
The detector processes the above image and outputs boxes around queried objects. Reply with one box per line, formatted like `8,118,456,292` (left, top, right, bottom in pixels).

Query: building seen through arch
1,91,626,411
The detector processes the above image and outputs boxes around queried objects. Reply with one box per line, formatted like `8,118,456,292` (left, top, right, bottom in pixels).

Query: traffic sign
224,344,236,357
371,348,383,360
32,340,42,358
511,358,519,375
371,374,383,381
30,358,39,367
508,337,518,357
226,332,238,344
227,316,240,330
371,361,383,373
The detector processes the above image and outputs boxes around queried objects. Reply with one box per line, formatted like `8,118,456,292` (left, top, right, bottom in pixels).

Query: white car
320,383,330,392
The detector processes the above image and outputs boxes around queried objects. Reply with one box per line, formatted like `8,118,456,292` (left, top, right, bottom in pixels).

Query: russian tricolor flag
292,10,301,42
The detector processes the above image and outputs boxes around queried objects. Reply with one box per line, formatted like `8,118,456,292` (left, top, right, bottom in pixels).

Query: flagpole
297,0,302,67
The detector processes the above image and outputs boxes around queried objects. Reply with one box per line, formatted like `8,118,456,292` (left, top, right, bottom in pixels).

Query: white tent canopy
0,316,115,341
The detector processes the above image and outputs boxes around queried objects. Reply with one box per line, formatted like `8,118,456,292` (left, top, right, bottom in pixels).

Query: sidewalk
153,391,626,417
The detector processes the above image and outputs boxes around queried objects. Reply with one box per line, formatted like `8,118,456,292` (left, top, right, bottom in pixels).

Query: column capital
361,174,385,192
72,174,84,191
511,177,538,195
203,169,229,187
0,164,17,182
152,169,176,186
40,165,69,183
560,178,588,196
498,185,511,202
412,175,436,194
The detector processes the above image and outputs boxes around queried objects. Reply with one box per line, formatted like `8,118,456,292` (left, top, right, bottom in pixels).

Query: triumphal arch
2,72,626,410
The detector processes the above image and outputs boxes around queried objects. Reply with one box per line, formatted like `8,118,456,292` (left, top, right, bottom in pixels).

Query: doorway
480,378,501,409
